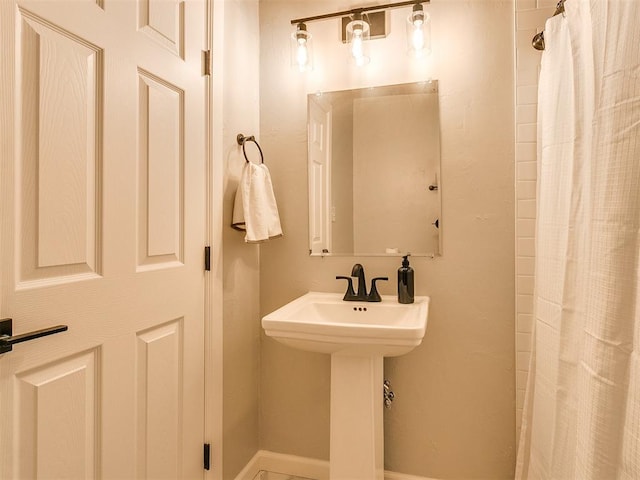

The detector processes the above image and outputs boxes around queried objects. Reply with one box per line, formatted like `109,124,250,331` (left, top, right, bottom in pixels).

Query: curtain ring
237,133,264,164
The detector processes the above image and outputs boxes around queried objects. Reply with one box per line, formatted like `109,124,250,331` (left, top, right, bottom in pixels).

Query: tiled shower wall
514,0,556,438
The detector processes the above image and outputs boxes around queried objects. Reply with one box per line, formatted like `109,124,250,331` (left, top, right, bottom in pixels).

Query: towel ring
237,134,264,164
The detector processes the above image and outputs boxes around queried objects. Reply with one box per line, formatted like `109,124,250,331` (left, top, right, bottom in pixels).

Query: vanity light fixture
290,0,430,70
406,2,431,58
346,11,371,66
291,22,313,72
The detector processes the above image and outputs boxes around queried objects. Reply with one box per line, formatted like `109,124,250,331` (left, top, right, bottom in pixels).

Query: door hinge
204,246,211,271
204,443,211,470
203,50,212,76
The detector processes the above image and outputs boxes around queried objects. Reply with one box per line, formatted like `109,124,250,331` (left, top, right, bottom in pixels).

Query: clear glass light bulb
406,6,430,58
412,28,425,50
346,16,370,66
352,34,363,58
296,37,308,70
352,26,367,65
291,23,312,72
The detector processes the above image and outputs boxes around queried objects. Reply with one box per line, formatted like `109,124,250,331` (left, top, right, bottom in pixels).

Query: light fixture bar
290,0,429,26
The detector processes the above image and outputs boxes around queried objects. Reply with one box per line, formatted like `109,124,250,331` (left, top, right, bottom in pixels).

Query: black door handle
0,318,68,354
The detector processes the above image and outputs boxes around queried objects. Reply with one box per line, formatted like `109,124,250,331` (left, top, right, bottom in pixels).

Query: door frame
206,1,224,479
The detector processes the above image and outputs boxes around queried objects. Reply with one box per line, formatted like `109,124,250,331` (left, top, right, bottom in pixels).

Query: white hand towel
232,162,283,242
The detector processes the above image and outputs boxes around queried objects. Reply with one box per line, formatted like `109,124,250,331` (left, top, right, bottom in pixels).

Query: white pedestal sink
262,292,429,480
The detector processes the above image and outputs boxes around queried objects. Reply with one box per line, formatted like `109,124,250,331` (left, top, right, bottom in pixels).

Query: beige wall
259,1,516,478
215,1,261,478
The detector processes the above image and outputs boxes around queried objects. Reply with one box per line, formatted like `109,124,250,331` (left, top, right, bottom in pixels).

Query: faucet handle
368,277,389,302
336,276,358,301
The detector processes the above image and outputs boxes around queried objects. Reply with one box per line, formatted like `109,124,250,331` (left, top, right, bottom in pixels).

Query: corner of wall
513,0,556,442
215,0,262,478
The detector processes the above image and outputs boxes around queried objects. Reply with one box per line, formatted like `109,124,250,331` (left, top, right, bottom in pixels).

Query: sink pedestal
330,354,384,480
262,292,430,480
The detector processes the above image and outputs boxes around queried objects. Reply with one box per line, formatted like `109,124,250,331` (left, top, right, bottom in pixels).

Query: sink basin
262,291,429,356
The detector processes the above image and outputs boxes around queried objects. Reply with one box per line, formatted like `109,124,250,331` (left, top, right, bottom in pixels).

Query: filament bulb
291,22,313,71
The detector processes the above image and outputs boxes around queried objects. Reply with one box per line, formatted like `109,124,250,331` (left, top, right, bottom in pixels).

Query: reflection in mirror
307,81,441,257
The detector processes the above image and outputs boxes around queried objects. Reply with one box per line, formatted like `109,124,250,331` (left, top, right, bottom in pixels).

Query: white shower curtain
516,1,640,479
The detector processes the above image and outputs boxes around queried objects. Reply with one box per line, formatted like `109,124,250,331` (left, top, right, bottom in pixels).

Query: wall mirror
307,81,441,257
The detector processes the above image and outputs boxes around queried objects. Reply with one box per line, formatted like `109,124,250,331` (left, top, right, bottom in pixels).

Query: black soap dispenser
398,254,414,304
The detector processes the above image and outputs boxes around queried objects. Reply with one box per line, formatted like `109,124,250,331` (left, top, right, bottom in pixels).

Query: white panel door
0,0,207,478
307,97,331,255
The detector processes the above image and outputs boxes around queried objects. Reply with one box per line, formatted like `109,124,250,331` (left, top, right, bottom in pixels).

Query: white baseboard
233,450,329,480
233,450,262,480
384,471,438,480
233,450,438,480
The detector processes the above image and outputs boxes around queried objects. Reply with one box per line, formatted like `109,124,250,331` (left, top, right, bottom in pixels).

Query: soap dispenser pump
398,254,414,304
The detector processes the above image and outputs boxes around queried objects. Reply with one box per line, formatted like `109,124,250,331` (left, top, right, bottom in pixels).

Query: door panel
17,8,103,286
137,69,185,270
138,0,185,58
1,1,207,478
136,319,183,479
16,349,100,479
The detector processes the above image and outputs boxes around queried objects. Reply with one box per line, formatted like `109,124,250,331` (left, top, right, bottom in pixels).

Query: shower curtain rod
531,0,566,51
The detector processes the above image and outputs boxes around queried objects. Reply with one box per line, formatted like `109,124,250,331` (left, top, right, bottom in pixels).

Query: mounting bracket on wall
341,11,387,42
